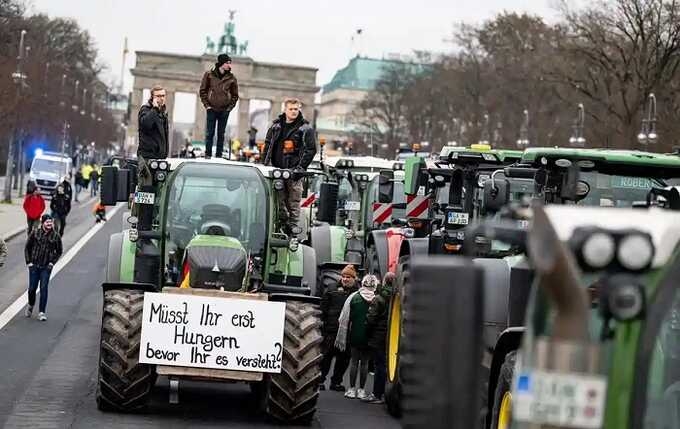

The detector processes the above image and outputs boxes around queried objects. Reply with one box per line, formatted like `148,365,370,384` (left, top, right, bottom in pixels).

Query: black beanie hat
217,54,232,67
41,213,53,222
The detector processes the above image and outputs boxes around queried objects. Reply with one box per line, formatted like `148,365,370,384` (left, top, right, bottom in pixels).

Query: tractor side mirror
378,171,394,204
483,178,510,214
403,255,484,428
560,164,581,201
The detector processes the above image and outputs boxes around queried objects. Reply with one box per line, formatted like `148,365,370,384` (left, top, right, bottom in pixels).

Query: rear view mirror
483,178,510,214
560,164,580,201
317,182,339,224
378,171,394,204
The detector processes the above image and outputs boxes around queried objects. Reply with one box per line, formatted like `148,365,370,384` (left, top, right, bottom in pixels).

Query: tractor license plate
134,192,155,205
447,212,469,225
344,201,361,211
513,369,607,428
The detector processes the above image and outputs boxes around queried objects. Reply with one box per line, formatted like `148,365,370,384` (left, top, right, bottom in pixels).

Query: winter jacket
367,294,388,351
60,180,73,200
321,286,350,337
50,192,71,217
23,194,45,220
199,68,239,112
138,104,169,160
25,227,62,268
348,293,371,349
263,113,317,169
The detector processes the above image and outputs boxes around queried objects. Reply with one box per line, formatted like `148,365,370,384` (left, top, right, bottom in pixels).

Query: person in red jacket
23,182,45,236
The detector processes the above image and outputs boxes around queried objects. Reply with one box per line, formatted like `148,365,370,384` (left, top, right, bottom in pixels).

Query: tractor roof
165,157,280,176
439,145,523,163
324,156,395,170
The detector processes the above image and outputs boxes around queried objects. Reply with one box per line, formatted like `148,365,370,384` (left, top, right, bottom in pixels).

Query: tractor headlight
129,228,139,242
150,160,159,170
273,169,282,179
274,179,285,191
618,234,654,271
582,232,616,269
289,238,299,252
155,171,167,182
403,228,415,238
159,161,168,170
345,228,355,240
282,170,291,180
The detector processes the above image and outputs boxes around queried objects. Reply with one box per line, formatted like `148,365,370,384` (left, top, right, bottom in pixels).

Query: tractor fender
297,207,311,243
486,327,525,428
384,228,406,273
473,258,512,351
106,232,123,283
301,244,318,296
398,237,429,260
367,230,390,279
310,223,347,265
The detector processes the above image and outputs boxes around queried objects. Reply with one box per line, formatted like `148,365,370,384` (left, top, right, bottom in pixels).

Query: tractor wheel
317,266,343,297
385,254,410,418
366,245,380,278
96,289,156,412
489,352,517,429
264,300,323,425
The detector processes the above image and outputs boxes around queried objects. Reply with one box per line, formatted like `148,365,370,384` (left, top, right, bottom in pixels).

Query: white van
29,151,72,196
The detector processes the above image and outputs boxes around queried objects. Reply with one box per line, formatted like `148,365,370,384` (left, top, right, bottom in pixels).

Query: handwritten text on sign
139,293,286,373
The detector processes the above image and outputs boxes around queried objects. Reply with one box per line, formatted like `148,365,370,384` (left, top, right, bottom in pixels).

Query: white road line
0,203,125,331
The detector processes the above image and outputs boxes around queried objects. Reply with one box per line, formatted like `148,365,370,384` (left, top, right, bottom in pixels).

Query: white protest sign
139,292,286,373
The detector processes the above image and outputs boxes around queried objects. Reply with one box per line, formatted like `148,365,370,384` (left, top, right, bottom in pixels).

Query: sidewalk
0,176,98,241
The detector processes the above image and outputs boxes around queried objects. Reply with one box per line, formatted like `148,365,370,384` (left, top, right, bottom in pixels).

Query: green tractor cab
97,157,322,424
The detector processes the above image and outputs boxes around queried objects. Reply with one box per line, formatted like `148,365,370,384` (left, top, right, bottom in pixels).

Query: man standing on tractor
262,98,317,234
320,264,358,391
199,53,239,159
24,214,63,321
137,85,169,186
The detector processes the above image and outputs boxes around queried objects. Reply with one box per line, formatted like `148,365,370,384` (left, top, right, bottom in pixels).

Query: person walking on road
199,53,239,159
137,85,169,187
0,236,7,269
262,98,317,234
320,264,358,392
24,214,63,321
23,182,45,236
336,274,379,400
50,184,71,236
81,163,93,192
90,166,99,197
60,175,73,202
74,170,83,202
363,272,395,404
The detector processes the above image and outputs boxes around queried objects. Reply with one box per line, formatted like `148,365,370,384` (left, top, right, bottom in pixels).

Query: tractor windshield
165,163,268,257
576,172,664,207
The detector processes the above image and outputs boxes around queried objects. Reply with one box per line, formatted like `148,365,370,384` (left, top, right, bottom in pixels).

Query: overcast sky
29,0,560,92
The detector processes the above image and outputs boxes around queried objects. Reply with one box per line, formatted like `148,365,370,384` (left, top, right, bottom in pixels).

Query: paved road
0,207,399,429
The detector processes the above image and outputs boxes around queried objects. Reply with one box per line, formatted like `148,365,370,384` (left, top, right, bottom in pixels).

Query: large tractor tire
264,300,323,425
385,254,410,418
317,265,343,297
489,352,517,429
96,289,156,412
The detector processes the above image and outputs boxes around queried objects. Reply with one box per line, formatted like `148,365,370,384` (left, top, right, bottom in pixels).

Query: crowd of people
320,264,394,404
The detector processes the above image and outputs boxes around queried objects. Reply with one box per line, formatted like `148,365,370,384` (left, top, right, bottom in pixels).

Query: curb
2,226,27,243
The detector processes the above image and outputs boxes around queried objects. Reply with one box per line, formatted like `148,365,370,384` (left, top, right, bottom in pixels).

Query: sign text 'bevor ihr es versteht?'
139,293,286,373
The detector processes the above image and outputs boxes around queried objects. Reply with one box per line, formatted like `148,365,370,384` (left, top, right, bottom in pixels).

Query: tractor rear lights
281,170,291,180
336,159,355,168
571,228,655,272
354,174,370,182
271,169,292,180
273,179,284,190
599,274,646,325
150,160,159,169
155,171,167,182
272,169,282,179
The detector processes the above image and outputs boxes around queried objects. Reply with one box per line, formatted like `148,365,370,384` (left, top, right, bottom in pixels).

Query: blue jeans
28,266,52,313
205,109,229,157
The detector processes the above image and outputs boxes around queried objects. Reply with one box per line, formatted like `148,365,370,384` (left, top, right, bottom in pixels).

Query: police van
29,151,71,196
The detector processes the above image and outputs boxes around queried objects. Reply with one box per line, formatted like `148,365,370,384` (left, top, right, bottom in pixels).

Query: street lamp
568,103,586,147
637,93,657,146
81,87,88,116
4,29,27,203
516,109,530,147
72,80,80,111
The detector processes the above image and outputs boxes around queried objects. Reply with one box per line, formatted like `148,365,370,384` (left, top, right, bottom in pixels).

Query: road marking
0,203,124,331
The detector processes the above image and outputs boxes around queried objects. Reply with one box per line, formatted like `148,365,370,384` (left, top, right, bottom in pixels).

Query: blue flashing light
34,148,44,157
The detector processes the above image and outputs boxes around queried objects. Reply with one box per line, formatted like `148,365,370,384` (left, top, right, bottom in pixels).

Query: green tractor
96,157,322,424
398,202,680,429
384,145,525,417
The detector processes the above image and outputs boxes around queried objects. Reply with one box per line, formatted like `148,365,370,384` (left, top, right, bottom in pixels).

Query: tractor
399,202,680,429
95,157,322,424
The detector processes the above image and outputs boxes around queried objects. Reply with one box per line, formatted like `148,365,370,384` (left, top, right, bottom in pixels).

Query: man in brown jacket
199,53,239,158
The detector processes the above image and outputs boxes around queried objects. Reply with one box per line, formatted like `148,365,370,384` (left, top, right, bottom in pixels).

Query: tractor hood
186,235,247,291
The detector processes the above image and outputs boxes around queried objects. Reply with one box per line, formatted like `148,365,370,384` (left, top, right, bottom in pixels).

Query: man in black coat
137,85,169,186
364,272,395,403
24,214,63,321
319,264,357,391
50,185,71,236
262,98,317,233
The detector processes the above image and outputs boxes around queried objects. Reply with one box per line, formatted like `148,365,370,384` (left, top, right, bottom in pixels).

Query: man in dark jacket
60,175,73,202
320,264,358,391
24,214,63,321
50,185,71,236
363,272,395,403
262,98,317,233
199,54,239,159
137,85,169,186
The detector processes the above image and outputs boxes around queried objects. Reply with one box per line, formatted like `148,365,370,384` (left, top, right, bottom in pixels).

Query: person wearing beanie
319,264,358,391
336,274,379,400
363,272,396,404
23,182,45,236
24,213,63,321
199,53,239,158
